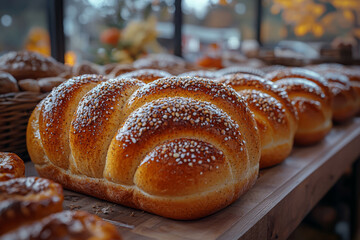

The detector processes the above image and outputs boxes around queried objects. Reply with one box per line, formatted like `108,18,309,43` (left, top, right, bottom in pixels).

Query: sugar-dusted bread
217,73,298,168
0,210,122,240
0,177,64,235
0,51,68,80
133,54,186,75
178,70,217,79
266,68,332,145
116,68,172,83
27,75,260,219
0,152,25,181
0,151,122,239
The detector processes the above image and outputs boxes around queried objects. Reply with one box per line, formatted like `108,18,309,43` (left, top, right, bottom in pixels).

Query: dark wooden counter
25,118,360,240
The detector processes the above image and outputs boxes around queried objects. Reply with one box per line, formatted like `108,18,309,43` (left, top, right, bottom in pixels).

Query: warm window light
65,51,77,66
24,27,51,56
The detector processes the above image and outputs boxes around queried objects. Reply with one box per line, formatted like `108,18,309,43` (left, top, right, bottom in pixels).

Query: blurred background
0,0,359,67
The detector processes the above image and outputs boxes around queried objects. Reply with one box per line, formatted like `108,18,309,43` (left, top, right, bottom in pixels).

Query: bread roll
0,72,18,94
27,75,260,219
110,64,135,77
0,151,122,239
116,69,172,83
217,73,298,168
0,152,25,181
342,68,360,115
73,61,100,76
38,77,66,92
178,70,217,79
133,54,186,74
308,64,360,117
317,71,358,122
103,63,119,75
0,51,68,80
0,210,122,240
0,177,64,235
266,68,332,145
18,79,40,92
216,66,265,78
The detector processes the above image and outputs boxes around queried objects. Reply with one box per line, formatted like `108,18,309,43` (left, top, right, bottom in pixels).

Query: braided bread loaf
27,75,260,220
265,68,332,145
217,73,298,168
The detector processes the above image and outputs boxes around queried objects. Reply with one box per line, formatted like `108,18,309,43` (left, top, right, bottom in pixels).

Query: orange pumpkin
100,28,121,46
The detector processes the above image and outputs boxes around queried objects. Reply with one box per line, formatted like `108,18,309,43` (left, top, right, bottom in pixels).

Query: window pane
64,0,175,65
0,0,49,56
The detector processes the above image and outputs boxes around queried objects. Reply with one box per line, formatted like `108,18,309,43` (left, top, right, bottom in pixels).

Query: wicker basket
0,92,48,160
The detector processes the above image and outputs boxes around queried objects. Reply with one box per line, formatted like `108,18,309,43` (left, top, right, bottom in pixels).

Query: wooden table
25,118,360,240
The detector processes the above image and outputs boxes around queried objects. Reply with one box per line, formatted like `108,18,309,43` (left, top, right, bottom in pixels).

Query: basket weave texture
0,92,47,160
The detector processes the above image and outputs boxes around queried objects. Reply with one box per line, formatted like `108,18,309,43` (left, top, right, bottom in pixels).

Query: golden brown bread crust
0,72,19,94
72,61,100,76
110,64,136,77
18,79,41,92
0,51,68,80
28,76,260,219
0,152,122,239
0,152,24,180
0,210,122,240
70,78,145,178
319,71,358,122
116,69,172,83
307,64,360,117
0,177,63,235
265,67,331,99
217,73,298,168
270,76,332,145
39,74,108,170
0,152,25,181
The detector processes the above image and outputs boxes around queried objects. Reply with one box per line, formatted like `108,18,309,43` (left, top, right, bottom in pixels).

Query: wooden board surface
25,117,360,240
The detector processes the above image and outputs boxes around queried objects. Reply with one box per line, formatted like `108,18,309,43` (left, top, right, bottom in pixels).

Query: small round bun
38,77,66,92
0,72,19,94
18,79,40,92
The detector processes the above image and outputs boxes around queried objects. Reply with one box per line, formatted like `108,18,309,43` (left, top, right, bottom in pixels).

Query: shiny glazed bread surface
27,75,260,220
266,68,332,145
217,73,298,168
0,152,25,181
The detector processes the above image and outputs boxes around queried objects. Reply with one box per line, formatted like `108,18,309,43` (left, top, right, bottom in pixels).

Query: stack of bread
0,152,122,239
0,49,353,224
23,56,360,221
0,51,70,94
